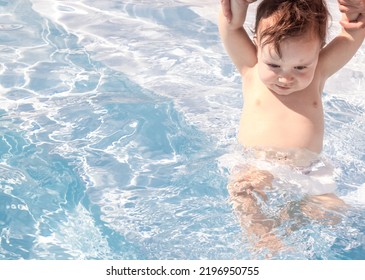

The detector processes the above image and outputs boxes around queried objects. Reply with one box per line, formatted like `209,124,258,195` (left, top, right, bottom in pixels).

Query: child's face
256,32,322,96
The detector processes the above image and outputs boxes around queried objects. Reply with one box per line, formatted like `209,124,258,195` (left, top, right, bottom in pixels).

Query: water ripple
0,0,364,259
0,23,23,31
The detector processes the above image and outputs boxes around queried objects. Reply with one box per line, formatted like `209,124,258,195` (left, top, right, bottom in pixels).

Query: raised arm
319,8,365,79
218,0,257,75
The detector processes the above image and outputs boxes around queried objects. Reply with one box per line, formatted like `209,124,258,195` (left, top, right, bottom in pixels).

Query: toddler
218,0,365,254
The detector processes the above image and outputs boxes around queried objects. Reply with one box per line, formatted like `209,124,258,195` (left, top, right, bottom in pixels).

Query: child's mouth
276,84,291,90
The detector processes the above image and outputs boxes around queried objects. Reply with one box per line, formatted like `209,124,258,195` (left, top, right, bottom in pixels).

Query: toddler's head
255,0,330,56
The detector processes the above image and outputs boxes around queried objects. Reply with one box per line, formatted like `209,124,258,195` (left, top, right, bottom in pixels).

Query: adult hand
220,0,232,23
220,0,257,23
338,0,365,29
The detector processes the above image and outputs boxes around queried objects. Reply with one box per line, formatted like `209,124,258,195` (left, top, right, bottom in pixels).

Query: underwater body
0,0,365,259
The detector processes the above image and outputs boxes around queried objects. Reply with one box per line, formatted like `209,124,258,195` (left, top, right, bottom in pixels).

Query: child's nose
278,75,293,83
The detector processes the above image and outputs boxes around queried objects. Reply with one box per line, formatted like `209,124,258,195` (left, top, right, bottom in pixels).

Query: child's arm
218,0,257,75
319,11,365,79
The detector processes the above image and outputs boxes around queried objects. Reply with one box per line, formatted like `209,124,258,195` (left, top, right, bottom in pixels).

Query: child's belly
237,114,324,153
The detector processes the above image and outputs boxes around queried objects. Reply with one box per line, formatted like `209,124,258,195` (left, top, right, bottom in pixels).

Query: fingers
338,0,365,30
220,0,257,23
220,0,232,22
340,13,365,29
338,4,351,14
340,19,365,29
338,0,365,14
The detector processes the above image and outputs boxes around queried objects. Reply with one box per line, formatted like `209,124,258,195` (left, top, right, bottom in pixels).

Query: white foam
341,184,365,206
33,204,113,259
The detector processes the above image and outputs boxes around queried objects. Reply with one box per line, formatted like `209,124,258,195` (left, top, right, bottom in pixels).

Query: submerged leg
227,167,282,253
300,193,347,224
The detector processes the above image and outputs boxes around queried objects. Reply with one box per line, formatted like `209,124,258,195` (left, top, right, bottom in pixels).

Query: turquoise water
0,0,364,259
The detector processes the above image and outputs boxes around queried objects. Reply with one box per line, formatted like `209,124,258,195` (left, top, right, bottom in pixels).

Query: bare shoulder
218,4,257,75
318,27,365,79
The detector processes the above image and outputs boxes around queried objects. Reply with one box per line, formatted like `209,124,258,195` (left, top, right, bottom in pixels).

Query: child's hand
220,0,257,23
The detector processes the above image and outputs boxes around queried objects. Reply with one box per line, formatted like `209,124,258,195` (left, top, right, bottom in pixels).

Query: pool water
0,0,364,259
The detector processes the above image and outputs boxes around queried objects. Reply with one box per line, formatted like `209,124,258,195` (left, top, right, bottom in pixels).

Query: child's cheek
299,71,315,88
258,65,276,85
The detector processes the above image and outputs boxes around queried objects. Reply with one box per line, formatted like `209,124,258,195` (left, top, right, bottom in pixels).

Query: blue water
0,0,364,259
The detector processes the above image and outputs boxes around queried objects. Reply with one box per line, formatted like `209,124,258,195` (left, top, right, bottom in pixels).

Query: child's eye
267,63,280,68
295,66,307,70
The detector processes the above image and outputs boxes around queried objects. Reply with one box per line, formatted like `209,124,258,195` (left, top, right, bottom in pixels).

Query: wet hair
254,0,330,57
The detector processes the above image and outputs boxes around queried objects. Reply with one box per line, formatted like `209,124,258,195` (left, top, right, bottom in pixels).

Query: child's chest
242,72,323,120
